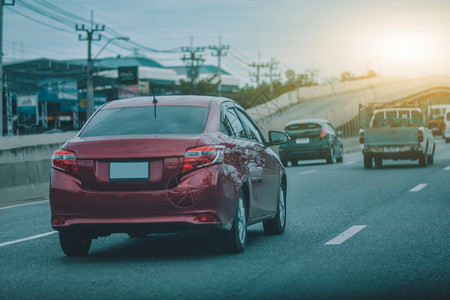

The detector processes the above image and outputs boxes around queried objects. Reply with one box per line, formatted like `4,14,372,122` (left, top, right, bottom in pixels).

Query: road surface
1,140,449,299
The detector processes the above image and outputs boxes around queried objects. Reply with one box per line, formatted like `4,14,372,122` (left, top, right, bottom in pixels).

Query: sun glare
381,33,432,61
373,30,442,76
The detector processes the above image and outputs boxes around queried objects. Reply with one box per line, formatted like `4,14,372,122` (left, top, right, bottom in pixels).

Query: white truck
359,103,435,169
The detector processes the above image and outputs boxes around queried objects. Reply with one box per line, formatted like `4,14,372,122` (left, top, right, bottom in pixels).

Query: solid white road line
444,166,450,171
0,200,48,211
0,231,57,248
324,225,367,245
298,169,316,175
410,184,427,192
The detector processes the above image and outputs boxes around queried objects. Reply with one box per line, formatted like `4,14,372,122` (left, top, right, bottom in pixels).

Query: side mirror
268,131,289,145
337,130,343,137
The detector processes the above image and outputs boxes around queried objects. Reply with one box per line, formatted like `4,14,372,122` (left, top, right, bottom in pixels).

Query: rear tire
263,184,286,235
336,146,344,163
59,231,92,256
374,157,382,167
364,154,372,169
427,144,435,165
326,148,335,164
419,153,427,167
221,190,247,253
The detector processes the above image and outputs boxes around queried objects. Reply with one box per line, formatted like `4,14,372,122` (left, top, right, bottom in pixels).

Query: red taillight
418,130,424,143
181,146,224,174
359,131,365,144
320,127,327,138
196,213,219,223
52,150,79,177
52,216,69,225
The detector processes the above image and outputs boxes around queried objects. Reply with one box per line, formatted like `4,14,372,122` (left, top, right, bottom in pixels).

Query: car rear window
285,123,321,131
80,106,209,137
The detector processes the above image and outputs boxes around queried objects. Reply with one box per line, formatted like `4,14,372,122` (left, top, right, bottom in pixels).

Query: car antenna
151,85,158,119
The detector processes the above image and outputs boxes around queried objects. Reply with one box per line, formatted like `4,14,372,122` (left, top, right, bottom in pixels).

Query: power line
249,52,270,87
33,0,89,23
5,6,75,34
208,35,229,96
224,55,251,74
180,36,205,83
76,11,105,118
16,0,76,27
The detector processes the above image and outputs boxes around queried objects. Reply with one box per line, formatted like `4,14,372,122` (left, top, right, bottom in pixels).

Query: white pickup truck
359,106,435,169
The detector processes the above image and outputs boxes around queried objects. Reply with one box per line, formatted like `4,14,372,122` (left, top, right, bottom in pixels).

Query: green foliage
174,71,323,109
177,75,220,95
341,70,377,82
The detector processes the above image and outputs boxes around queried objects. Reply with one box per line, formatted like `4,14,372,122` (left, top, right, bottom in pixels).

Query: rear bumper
50,164,238,235
363,145,423,160
279,147,330,161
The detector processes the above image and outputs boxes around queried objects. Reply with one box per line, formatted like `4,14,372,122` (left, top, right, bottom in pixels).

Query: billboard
17,95,39,127
118,66,138,85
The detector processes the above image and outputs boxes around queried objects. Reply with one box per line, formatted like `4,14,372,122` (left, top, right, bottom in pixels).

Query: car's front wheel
221,190,247,253
263,184,286,235
59,231,92,256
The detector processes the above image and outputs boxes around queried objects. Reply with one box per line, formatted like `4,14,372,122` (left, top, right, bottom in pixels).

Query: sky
3,0,450,86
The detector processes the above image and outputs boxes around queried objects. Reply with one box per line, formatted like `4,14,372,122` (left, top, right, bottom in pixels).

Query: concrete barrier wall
0,132,77,204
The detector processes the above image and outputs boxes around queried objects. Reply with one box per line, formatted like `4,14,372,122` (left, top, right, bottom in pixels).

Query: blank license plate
384,147,399,153
296,138,309,144
110,162,149,181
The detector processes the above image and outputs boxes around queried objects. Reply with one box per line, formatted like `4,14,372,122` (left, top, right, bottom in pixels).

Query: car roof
284,118,329,127
100,95,228,110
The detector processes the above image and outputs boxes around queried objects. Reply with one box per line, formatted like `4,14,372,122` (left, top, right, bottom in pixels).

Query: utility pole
0,0,15,137
181,36,205,84
263,57,281,96
76,11,104,120
249,52,269,87
208,35,229,96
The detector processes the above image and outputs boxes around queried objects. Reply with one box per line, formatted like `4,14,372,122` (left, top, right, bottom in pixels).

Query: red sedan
50,96,288,256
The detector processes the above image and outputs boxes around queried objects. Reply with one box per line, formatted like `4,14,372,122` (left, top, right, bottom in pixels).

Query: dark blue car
279,119,343,166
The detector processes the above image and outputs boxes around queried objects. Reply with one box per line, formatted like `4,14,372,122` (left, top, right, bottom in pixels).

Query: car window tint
235,109,263,143
80,106,209,137
326,124,336,135
226,108,247,139
221,113,235,137
285,123,320,130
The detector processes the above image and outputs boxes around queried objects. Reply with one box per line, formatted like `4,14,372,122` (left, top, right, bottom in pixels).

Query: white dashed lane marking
0,200,48,211
298,169,316,175
0,231,57,248
444,166,450,171
325,225,367,245
410,184,427,192
344,161,355,165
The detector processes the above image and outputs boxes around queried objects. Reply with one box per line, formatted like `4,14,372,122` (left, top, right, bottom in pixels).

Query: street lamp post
94,36,130,59
84,36,129,119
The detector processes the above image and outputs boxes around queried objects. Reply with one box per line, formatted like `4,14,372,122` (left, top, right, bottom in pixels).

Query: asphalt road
1,140,449,299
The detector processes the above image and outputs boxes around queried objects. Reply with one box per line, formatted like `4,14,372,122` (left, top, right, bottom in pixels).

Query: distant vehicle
428,117,445,136
444,108,450,143
49,96,289,256
278,119,343,166
359,103,435,168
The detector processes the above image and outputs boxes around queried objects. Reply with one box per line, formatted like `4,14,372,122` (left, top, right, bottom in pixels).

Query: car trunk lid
66,136,200,191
